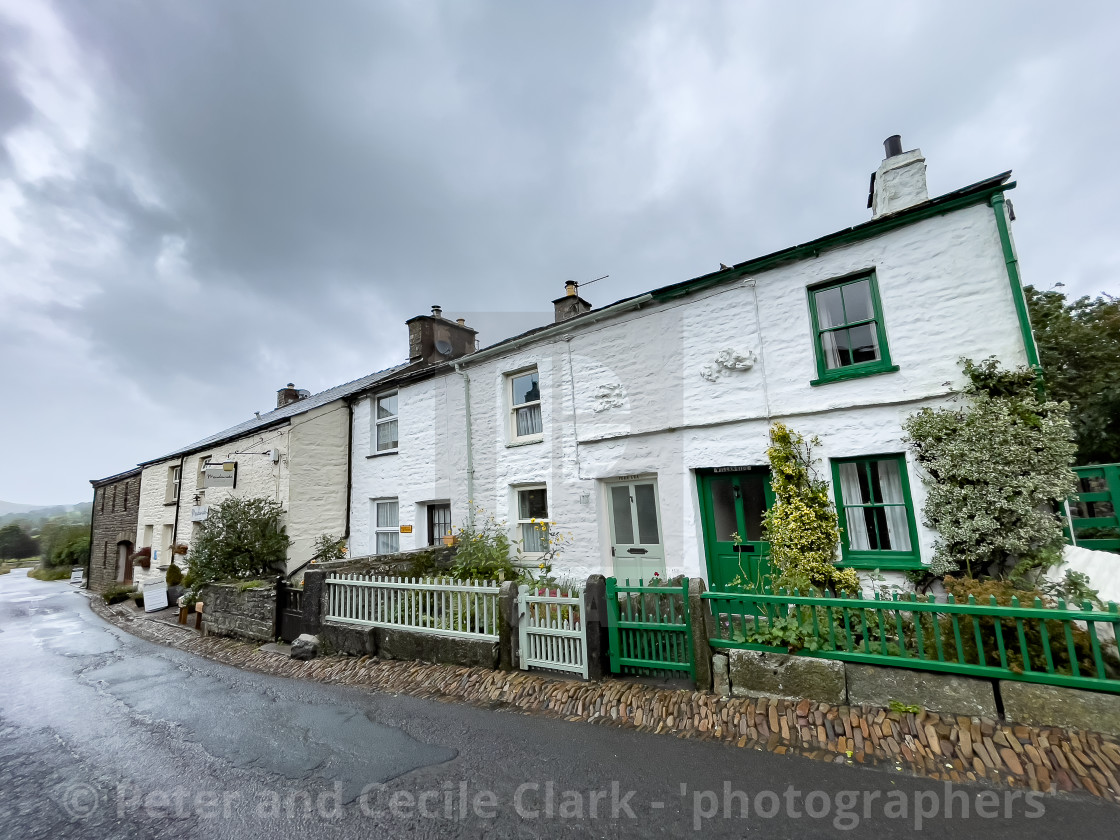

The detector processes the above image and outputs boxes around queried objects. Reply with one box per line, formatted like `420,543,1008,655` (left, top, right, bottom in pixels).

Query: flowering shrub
450,504,569,587
762,423,860,594
903,358,1078,578
310,533,348,564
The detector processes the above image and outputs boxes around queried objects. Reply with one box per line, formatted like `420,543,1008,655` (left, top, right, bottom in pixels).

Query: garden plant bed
90,596,1120,804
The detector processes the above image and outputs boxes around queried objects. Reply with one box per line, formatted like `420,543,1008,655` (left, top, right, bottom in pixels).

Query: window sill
810,364,899,387
837,554,923,571
163,501,179,507
507,436,544,448
366,450,399,459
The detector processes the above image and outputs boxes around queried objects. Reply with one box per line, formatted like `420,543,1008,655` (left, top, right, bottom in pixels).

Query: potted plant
130,547,152,569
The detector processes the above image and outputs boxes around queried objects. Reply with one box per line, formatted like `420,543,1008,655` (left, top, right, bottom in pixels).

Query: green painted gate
605,577,694,680
1068,464,1120,553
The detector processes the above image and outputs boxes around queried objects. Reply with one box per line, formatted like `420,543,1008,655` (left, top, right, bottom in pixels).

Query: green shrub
102,585,136,604
185,496,290,599
165,563,183,587
28,566,73,581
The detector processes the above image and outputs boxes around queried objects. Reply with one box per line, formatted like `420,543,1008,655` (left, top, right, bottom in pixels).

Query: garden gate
517,585,589,678
605,577,694,680
276,578,304,643
1069,464,1120,553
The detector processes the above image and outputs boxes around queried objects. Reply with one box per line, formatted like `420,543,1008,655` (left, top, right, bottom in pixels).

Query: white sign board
143,582,169,612
204,462,237,488
191,505,209,522
69,568,84,585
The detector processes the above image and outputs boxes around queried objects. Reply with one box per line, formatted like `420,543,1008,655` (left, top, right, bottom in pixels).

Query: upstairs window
831,455,920,569
373,499,399,554
808,272,897,385
509,368,542,441
197,455,212,489
166,465,181,504
516,486,549,554
374,393,399,453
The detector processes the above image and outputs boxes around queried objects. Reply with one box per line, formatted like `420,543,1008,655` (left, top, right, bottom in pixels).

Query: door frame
604,474,666,583
696,467,774,592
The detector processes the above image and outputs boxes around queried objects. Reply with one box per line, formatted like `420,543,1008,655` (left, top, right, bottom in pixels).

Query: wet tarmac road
2,569,1117,839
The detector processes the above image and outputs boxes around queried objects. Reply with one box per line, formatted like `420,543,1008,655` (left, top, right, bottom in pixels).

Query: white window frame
507,367,543,443
372,498,400,555
514,484,549,557
197,455,212,490
166,465,181,504
373,392,399,454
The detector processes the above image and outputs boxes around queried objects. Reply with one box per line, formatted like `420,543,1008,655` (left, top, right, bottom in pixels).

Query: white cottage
130,369,402,588
346,138,1038,590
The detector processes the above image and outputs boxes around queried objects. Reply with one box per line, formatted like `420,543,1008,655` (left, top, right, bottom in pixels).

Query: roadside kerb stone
847,663,998,718
729,649,846,705
90,597,1120,803
1001,680,1120,734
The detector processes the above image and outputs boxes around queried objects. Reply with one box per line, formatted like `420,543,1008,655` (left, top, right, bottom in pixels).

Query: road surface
1,569,1116,839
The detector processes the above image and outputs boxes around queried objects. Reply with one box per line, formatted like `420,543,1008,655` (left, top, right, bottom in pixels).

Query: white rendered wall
350,201,1030,586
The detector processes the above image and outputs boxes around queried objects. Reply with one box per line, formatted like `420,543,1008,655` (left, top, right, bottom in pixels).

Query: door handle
627,548,648,554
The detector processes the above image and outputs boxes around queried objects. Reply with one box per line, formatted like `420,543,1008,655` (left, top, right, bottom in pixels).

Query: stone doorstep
87,597,1120,804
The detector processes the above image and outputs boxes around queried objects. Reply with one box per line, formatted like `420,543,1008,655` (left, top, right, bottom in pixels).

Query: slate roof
137,362,410,466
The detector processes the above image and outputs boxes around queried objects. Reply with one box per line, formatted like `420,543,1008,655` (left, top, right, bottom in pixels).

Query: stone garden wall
199,582,276,643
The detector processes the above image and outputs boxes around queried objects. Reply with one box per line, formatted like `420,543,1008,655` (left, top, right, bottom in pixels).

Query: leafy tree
1025,285,1120,465
0,524,37,559
903,357,1077,578
760,423,860,594
186,496,291,597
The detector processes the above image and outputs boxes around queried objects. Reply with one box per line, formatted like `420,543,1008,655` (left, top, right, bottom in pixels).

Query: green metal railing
1068,463,1120,553
703,588,1120,694
606,577,694,680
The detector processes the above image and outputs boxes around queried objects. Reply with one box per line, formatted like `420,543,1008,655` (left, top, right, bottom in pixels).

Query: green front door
698,469,774,592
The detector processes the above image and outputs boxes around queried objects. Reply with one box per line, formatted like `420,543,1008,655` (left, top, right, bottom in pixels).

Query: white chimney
869,135,928,219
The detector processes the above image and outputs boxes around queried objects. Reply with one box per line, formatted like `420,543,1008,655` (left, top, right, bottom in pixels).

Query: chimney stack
276,383,303,408
406,306,477,365
868,134,928,219
552,281,592,323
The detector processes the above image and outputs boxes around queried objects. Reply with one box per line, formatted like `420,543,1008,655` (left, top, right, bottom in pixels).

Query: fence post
302,569,326,635
688,577,713,692
586,575,611,680
498,580,519,671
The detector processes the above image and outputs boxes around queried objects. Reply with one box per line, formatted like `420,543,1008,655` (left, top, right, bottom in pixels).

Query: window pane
376,500,398,528
874,459,904,504
376,532,399,554
848,323,880,364
815,286,845,329
376,394,397,419
740,475,767,543
511,372,540,407
611,485,634,544
634,484,660,545
522,522,548,553
841,278,873,322
376,418,398,451
515,405,542,436
518,488,548,520
710,479,738,543
820,329,845,370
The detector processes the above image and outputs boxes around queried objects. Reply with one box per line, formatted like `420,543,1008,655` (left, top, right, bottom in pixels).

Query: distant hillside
0,502,92,530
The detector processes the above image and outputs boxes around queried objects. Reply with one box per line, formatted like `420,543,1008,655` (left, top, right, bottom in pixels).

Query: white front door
607,478,666,583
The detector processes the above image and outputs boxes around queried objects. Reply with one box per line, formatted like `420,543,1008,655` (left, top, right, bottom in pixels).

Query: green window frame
831,454,922,569
808,271,899,385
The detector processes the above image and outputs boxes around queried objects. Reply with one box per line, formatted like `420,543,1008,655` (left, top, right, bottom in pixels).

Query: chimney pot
883,134,903,158
456,318,465,325
565,281,578,297
431,305,442,318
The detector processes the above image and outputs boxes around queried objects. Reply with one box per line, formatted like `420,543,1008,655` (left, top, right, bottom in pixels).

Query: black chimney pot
883,135,903,158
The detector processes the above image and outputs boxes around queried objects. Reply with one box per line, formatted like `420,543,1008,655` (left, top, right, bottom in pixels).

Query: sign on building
191,505,209,522
204,461,238,488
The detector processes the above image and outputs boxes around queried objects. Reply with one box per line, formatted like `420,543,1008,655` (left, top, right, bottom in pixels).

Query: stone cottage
87,467,142,593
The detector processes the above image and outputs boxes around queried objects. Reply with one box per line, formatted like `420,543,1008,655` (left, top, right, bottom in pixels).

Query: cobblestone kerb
89,598,1120,804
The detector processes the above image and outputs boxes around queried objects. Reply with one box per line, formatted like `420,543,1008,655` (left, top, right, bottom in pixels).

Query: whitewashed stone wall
350,199,1029,588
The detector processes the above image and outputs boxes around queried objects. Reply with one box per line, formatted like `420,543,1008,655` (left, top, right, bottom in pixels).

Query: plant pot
442,534,457,547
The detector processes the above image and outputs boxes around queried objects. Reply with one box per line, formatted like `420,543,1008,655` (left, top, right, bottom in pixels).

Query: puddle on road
85,657,456,801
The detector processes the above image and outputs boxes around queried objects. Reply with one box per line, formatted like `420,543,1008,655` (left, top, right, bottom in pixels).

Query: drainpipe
454,363,475,527
743,278,772,424
170,454,185,566
344,399,354,541
990,192,1041,369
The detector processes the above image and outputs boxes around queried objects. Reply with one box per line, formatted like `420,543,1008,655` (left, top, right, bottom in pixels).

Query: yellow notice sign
399,525,413,534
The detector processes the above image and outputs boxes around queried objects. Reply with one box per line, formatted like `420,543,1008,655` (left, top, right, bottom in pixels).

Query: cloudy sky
2,1,1118,504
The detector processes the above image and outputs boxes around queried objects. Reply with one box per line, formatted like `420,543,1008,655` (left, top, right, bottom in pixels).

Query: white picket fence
517,585,589,679
325,574,500,641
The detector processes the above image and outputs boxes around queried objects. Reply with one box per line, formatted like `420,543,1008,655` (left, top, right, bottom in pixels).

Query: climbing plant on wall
763,422,860,594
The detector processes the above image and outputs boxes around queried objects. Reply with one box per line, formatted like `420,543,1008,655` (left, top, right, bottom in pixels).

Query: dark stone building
88,468,141,593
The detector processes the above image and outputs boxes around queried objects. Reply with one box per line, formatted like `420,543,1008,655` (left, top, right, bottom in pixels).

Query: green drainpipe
990,192,1041,369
